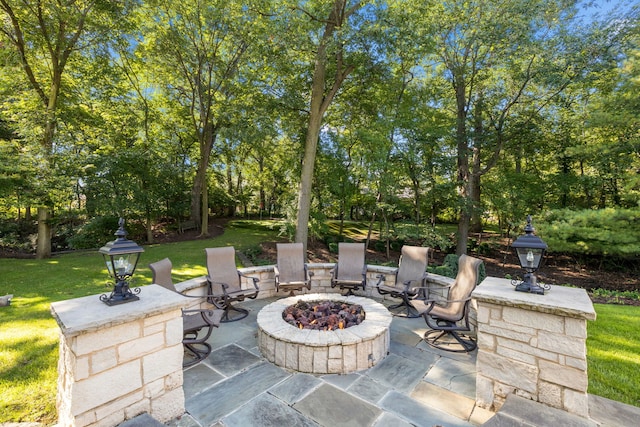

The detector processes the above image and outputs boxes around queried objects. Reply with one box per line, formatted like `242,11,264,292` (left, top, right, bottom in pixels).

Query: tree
292,0,365,252
0,0,133,257
414,0,626,254
143,0,264,234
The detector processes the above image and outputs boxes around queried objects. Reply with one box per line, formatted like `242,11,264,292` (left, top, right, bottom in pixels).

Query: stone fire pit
257,293,392,374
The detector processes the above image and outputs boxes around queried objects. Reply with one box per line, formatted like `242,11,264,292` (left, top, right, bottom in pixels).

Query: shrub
68,216,145,250
539,208,640,258
429,253,487,284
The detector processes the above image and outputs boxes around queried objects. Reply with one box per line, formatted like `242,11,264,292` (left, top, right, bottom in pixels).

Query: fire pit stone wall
257,293,392,374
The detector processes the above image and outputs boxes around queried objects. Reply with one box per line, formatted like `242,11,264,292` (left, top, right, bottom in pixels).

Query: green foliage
0,219,36,252
590,288,640,303
430,253,459,277
68,216,145,250
539,208,640,258
429,253,487,285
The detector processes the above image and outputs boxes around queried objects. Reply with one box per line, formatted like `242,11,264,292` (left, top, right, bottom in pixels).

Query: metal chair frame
375,245,430,317
205,247,259,322
412,254,483,353
149,258,223,367
330,242,367,296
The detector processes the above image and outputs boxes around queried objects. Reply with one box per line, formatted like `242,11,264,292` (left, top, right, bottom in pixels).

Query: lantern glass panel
516,247,543,270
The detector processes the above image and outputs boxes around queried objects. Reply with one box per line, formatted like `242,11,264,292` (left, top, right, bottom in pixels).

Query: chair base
387,300,421,318
183,342,212,367
423,329,477,353
221,303,249,322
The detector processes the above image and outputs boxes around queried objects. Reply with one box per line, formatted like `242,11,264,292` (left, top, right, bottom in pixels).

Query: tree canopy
1,0,639,257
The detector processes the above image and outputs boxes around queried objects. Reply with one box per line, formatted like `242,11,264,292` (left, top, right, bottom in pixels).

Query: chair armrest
239,272,260,290
375,268,398,286
206,276,230,295
304,264,314,278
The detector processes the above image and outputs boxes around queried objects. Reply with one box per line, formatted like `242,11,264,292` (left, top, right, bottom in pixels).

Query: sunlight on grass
588,303,640,407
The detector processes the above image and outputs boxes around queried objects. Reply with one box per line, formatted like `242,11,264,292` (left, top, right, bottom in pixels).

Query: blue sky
580,0,638,20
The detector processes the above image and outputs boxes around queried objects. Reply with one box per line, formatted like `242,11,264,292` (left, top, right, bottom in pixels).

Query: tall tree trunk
191,124,216,235
454,73,470,256
295,0,357,253
36,207,51,259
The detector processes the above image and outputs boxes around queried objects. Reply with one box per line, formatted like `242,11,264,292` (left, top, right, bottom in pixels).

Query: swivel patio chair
274,243,312,296
375,245,430,317
149,258,223,367
205,246,260,322
330,242,367,295
412,254,483,352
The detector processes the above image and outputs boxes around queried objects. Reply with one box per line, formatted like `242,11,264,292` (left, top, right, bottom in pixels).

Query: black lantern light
511,215,548,295
98,218,144,305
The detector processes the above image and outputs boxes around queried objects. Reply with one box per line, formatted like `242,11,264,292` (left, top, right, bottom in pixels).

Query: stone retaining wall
176,263,460,324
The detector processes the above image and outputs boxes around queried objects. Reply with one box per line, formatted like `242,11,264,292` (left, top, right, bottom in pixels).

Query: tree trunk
454,73,470,256
294,0,358,254
36,207,51,260
190,124,216,235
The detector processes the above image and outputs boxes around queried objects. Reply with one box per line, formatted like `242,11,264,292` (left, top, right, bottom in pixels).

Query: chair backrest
397,245,430,285
205,247,240,290
336,242,365,281
444,254,483,320
276,243,306,282
149,258,176,292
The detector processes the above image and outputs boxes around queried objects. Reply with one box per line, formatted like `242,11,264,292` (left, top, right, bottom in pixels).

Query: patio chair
412,254,483,352
375,245,430,317
149,258,223,367
205,246,260,322
330,242,367,295
274,243,313,296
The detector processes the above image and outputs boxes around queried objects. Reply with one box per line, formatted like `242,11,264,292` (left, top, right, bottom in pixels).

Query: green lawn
1,219,638,423
587,303,640,407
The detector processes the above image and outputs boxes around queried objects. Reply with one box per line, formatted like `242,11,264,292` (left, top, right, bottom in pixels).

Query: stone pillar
51,285,189,427
472,277,596,418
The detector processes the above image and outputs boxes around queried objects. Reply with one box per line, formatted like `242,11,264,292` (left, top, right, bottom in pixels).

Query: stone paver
186,362,290,425
293,383,381,427
269,373,323,404
206,343,261,376
588,394,640,427
364,353,429,393
347,375,391,404
223,393,319,427
379,390,474,427
424,356,477,399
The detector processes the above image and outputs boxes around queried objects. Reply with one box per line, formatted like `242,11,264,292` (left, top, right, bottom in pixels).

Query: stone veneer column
50,285,189,427
472,277,596,418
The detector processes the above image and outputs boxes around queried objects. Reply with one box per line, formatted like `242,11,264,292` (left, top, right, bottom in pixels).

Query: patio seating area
152,296,639,427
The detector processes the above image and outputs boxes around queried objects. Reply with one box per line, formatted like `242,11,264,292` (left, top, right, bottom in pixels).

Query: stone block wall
472,277,596,419
176,263,451,303
51,285,189,427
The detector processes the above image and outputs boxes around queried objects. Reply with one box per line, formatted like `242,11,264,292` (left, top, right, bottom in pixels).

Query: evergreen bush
539,208,640,258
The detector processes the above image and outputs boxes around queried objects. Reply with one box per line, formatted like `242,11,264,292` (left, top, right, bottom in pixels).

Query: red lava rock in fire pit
282,300,365,330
